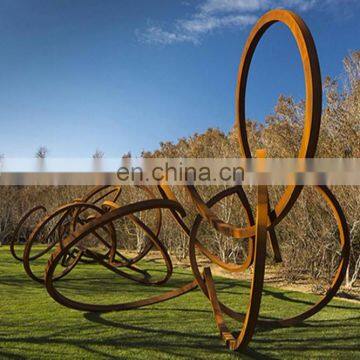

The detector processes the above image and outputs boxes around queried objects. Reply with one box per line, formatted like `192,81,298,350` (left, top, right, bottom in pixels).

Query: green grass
0,246,359,359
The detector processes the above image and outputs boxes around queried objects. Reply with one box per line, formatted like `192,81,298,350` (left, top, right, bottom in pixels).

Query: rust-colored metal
44,199,198,312
200,153,268,350
184,9,350,351
9,8,351,353
12,186,198,311
10,205,47,261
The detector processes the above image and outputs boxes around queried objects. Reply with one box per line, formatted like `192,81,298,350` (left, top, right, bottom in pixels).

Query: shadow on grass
81,311,359,358
7,273,358,312
0,324,255,360
1,253,359,359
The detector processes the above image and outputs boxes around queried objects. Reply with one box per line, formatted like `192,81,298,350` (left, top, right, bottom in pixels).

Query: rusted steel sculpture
183,9,350,350
12,184,198,308
10,9,350,352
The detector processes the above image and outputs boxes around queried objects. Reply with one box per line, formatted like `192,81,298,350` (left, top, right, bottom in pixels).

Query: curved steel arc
8,8,351,353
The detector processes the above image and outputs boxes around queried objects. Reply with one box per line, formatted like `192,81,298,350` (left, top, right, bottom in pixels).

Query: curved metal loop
8,9,351,354
44,199,197,312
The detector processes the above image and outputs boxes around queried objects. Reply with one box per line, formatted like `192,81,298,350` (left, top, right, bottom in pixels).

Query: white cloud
138,0,353,45
280,0,318,11
200,0,320,13
138,12,257,45
180,14,257,34
200,0,265,14
139,26,198,45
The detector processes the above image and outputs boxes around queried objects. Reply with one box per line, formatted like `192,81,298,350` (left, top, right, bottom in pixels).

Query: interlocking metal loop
11,185,198,311
8,8,352,353
236,9,322,227
13,186,163,283
44,199,197,312
187,9,350,351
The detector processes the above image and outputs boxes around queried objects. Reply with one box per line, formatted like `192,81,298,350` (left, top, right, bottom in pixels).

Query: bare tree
92,149,104,159
1,51,358,293
35,146,48,159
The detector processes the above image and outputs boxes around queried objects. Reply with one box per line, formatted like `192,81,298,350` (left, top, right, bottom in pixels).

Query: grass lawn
0,246,359,359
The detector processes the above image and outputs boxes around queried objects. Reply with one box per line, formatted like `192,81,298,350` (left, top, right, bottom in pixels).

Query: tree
35,146,48,159
92,149,104,159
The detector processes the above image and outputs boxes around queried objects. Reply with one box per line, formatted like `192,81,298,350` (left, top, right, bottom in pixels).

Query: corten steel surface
9,9,351,352
183,9,349,350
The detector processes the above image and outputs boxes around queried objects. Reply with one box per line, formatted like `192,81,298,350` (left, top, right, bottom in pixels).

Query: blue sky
0,0,359,157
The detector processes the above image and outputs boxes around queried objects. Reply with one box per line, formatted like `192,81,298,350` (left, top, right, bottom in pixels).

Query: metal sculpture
184,9,350,350
10,9,350,352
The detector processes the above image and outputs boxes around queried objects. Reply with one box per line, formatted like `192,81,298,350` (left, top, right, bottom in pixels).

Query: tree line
0,51,359,289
